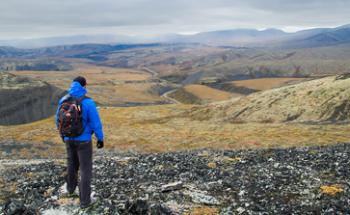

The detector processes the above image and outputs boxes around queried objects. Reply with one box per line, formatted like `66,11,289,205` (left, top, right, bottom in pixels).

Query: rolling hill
167,84,236,104
188,74,350,123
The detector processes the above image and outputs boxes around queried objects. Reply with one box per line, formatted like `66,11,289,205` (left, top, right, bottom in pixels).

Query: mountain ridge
1,24,350,48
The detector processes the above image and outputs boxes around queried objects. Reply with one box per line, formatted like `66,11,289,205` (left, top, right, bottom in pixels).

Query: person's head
73,76,87,88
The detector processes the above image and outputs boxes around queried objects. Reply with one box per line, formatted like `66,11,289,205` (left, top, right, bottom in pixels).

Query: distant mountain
0,46,23,57
160,24,350,47
0,34,141,48
281,25,350,48
305,28,350,44
172,28,288,46
1,24,350,49
178,25,350,48
336,24,350,29
0,43,162,59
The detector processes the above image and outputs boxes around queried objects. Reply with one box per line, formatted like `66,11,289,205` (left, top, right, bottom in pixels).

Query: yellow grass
231,77,308,91
184,85,233,101
207,162,217,169
320,185,344,196
1,104,350,158
113,83,164,103
184,206,219,215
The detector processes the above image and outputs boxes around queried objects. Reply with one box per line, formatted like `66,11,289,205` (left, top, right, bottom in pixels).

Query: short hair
73,76,87,87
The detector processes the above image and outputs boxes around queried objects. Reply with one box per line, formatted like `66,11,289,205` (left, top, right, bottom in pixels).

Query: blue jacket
56,81,104,142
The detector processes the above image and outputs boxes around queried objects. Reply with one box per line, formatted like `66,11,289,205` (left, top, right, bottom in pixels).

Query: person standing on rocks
56,76,104,211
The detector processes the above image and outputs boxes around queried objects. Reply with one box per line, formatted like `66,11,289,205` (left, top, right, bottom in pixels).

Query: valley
2,40,350,156
10,64,171,106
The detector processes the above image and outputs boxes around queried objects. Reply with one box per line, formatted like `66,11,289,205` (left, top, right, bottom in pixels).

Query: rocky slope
1,143,350,214
189,74,350,123
0,73,65,125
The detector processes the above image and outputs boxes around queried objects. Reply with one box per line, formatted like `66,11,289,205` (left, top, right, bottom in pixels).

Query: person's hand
97,140,104,149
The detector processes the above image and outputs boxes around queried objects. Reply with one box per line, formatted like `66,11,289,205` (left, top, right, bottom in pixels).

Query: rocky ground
1,143,350,214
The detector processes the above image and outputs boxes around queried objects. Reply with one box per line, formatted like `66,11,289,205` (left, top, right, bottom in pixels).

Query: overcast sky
1,0,350,39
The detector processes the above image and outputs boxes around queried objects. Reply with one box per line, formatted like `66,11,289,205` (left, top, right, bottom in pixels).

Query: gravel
1,143,350,214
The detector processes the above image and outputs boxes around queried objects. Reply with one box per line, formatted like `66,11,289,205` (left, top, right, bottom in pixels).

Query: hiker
56,76,104,211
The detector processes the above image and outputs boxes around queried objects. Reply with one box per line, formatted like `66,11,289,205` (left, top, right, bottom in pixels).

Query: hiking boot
61,192,79,198
79,199,98,212
59,182,79,198
79,205,92,214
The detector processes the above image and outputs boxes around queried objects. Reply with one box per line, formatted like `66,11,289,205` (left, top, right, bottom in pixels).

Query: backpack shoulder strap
61,94,72,103
64,95,87,104
77,95,89,103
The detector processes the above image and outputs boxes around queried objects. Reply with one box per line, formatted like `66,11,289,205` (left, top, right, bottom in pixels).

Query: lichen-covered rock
1,143,350,214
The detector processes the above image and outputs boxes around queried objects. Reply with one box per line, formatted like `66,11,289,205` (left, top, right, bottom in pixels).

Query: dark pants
65,140,92,207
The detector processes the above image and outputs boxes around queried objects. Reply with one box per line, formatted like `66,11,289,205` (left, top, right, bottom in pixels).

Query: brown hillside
184,85,236,101
168,84,238,104
231,77,308,91
189,75,350,123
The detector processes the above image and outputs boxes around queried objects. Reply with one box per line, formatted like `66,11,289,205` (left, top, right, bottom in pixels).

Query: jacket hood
69,81,87,98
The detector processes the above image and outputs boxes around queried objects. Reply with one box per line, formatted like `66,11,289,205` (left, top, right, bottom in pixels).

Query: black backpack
58,95,86,137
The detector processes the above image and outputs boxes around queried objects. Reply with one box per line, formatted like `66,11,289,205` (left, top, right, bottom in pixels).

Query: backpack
58,95,86,138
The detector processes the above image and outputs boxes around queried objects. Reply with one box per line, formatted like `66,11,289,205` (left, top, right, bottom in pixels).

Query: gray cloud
0,0,349,39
